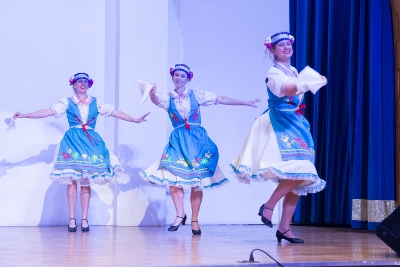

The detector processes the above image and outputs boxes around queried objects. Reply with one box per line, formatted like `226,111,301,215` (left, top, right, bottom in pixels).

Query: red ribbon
74,116,99,146
184,118,190,130
295,104,306,116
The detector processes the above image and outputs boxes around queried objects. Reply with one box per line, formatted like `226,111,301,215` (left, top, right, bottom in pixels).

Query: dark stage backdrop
289,0,396,230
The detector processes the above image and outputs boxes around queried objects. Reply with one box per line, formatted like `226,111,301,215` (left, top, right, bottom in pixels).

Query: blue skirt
140,125,228,190
50,127,122,186
159,125,218,178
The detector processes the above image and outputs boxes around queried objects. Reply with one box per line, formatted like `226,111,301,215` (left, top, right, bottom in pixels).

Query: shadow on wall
38,182,69,226
0,144,69,226
4,143,167,226
0,159,7,177
0,144,58,178
29,145,110,226
117,144,165,226
38,183,111,226
139,198,163,226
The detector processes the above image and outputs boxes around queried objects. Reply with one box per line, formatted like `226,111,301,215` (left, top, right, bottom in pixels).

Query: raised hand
134,112,150,123
12,109,51,119
245,98,261,108
13,112,25,119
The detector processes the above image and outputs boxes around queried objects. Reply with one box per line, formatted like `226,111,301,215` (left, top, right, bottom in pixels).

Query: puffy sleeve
155,92,170,110
193,87,219,107
49,98,69,118
97,98,116,117
266,67,296,98
296,66,327,94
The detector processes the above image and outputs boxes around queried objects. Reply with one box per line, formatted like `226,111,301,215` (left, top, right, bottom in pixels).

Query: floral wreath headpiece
169,64,194,80
264,32,295,49
69,73,94,88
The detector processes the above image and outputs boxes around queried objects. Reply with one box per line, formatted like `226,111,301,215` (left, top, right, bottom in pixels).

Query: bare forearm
217,96,260,108
14,109,52,119
218,96,247,106
150,94,160,106
112,110,138,122
112,110,149,123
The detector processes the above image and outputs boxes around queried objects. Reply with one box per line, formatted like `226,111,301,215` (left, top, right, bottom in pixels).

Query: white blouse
267,65,326,97
266,66,298,98
156,87,219,119
49,95,116,124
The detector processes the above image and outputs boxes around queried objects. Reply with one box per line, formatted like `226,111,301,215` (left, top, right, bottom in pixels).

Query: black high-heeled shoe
68,218,77,232
81,219,90,232
276,230,304,243
168,215,186,231
258,204,273,228
191,221,201,235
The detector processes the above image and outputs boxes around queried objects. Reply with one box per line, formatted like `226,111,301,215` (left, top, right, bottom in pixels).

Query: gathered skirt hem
140,160,229,191
50,165,124,186
229,163,325,196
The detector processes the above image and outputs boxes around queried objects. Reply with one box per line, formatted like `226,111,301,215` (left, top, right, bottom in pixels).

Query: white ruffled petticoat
140,161,228,191
230,110,326,196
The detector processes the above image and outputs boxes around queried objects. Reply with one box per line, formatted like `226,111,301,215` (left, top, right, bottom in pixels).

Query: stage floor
0,224,398,267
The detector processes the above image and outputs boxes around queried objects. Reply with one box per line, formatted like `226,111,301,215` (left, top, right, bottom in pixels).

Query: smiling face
73,78,89,94
272,39,293,63
172,70,189,90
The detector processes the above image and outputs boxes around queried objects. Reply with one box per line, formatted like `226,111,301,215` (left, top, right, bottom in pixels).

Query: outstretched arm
13,109,52,119
218,96,260,108
149,85,160,106
283,75,327,96
112,110,150,123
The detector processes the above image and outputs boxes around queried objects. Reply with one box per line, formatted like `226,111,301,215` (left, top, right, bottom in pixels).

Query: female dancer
13,72,149,232
230,32,327,243
140,64,260,235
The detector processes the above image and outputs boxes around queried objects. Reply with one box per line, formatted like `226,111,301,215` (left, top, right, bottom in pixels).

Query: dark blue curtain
290,0,396,230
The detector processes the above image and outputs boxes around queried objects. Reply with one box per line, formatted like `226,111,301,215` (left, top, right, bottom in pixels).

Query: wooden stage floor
0,224,399,267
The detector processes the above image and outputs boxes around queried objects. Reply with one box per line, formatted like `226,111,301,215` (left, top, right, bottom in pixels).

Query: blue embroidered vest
168,90,201,129
67,97,99,129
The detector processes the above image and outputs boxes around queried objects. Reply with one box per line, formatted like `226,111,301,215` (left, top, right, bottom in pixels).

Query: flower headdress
169,64,194,80
264,32,295,57
69,73,94,88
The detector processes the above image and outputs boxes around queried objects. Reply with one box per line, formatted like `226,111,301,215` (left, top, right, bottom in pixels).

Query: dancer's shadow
0,144,57,178
139,199,164,226
117,144,165,226
116,144,148,193
0,160,7,177
38,182,68,226
38,182,111,226
33,144,109,226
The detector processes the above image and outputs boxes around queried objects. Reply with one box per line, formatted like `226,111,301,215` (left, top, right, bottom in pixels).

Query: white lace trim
50,165,124,186
139,170,229,191
229,164,325,196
